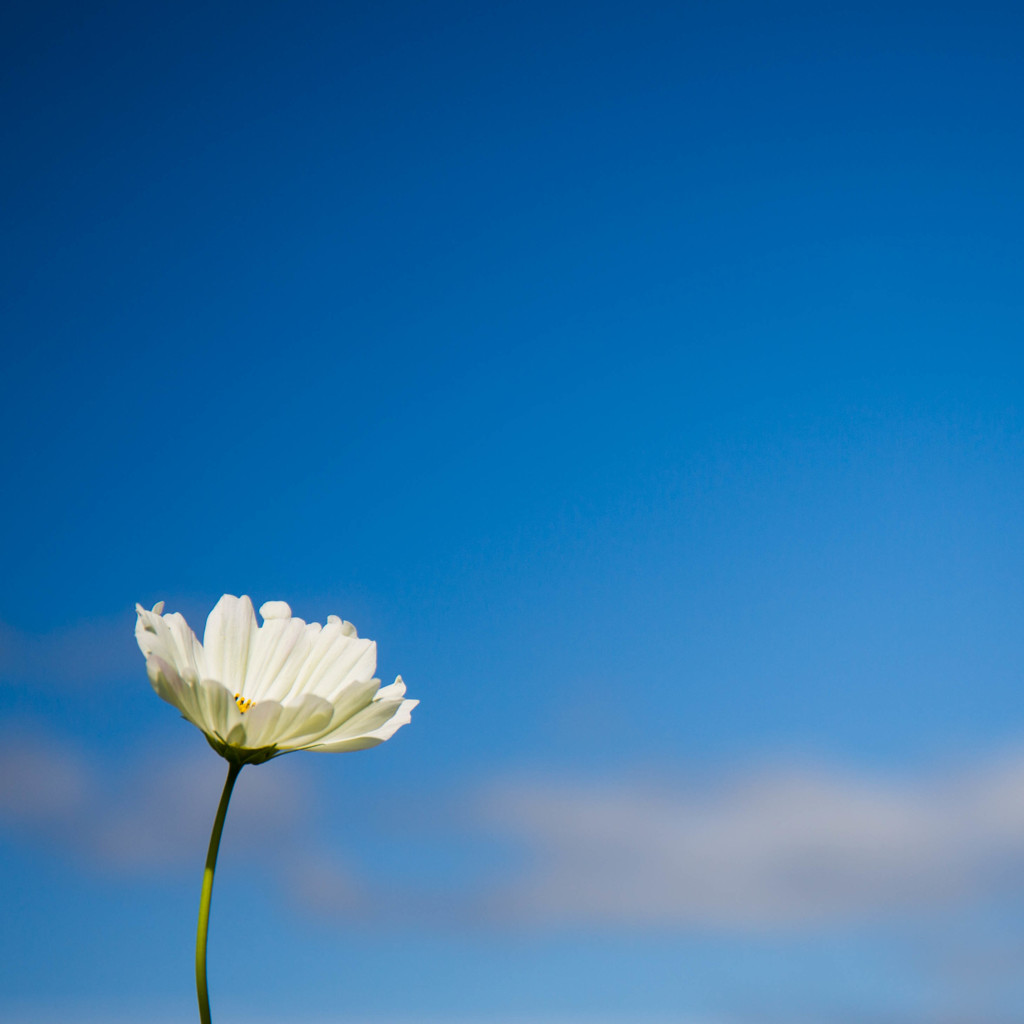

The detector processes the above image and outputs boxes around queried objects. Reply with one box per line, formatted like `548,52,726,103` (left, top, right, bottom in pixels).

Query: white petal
288,630,377,703
136,606,182,669
325,676,381,723
146,657,229,742
146,655,189,716
365,697,418,743
195,677,244,742
318,640,378,703
238,700,284,748
327,614,358,637
136,607,206,684
244,615,315,702
224,720,247,747
273,618,344,702
271,693,337,746
308,696,417,752
374,675,406,701
163,612,206,679
203,595,257,693
276,677,380,751
258,621,324,702
259,600,292,620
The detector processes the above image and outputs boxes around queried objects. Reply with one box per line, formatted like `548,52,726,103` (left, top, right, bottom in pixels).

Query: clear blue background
2,1,1024,1021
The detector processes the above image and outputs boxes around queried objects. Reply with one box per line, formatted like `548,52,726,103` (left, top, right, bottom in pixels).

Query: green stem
196,761,242,1024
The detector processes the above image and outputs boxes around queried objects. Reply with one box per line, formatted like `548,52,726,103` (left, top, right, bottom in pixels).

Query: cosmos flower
135,594,417,765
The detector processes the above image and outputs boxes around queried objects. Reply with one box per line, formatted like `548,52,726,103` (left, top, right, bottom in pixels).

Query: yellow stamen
234,693,255,713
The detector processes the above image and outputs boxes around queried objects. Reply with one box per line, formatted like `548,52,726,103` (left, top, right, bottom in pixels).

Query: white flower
135,595,417,764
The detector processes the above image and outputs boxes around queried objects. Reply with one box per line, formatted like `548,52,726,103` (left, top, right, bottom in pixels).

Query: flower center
234,693,255,713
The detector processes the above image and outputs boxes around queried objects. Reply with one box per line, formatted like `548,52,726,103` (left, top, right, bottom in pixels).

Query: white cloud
8,728,1024,937
472,753,1024,930
87,749,310,870
0,734,356,908
0,740,93,825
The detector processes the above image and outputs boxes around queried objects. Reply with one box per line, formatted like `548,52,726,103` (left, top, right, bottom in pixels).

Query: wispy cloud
7,733,1024,937
0,733,360,910
0,739,93,826
88,749,309,870
471,754,1024,930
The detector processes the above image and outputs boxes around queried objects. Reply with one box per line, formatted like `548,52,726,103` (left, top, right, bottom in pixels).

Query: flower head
135,595,417,765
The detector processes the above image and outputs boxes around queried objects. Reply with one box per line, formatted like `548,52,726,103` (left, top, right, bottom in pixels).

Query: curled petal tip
326,614,358,636
259,600,292,620
151,600,165,614
376,676,407,700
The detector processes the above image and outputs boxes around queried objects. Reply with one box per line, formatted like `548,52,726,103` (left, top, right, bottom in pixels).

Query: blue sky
3,1,1024,1021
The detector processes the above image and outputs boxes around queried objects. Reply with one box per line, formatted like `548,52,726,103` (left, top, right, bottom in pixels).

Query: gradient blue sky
3,1,1024,1022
